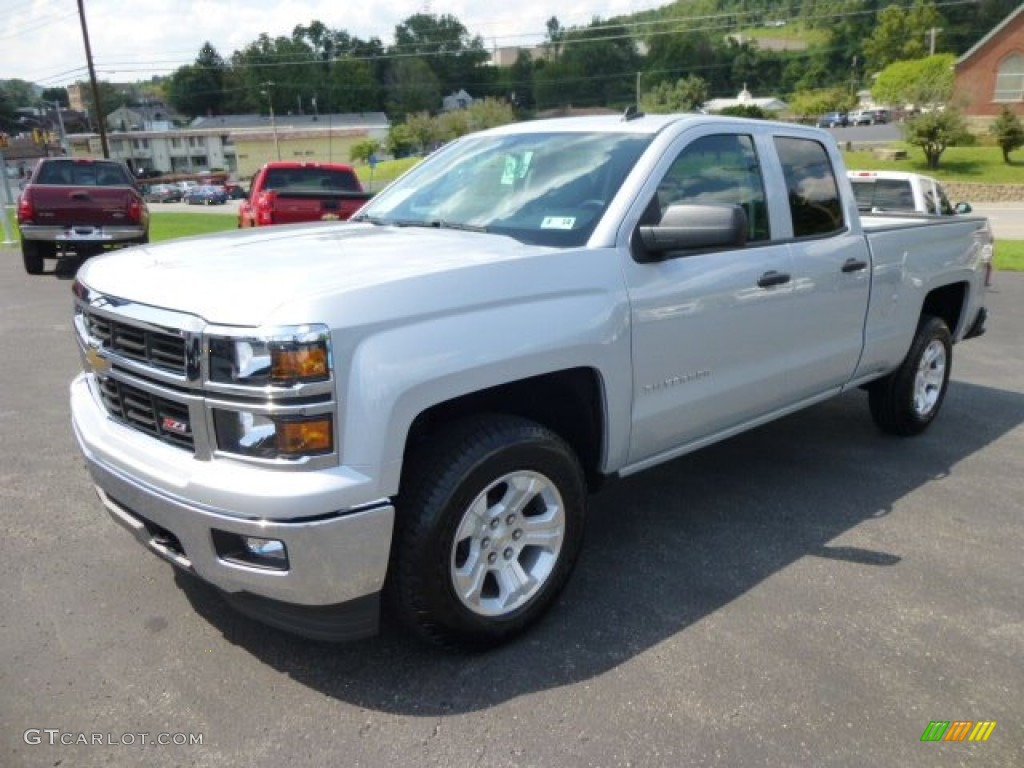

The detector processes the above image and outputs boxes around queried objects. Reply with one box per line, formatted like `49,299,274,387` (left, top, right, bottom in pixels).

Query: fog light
244,536,286,561
212,530,290,570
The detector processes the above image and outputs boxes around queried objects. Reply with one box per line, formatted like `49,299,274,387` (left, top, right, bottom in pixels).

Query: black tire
869,316,952,436
388,414,587,649
21,240,53,275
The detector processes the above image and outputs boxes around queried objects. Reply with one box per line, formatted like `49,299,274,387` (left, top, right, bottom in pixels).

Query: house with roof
953,5,1024,127
702,85,788,114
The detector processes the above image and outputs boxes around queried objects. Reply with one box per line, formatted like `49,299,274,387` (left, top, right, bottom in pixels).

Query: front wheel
869,316,952,436
388,415,587,648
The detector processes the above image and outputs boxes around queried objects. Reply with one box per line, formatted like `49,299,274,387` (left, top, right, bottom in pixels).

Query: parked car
15,157,149,274
849,108,891,126
847,170,971,216
817,111,849,128
183,184,228,205
238,161,372,227
144,183,183,203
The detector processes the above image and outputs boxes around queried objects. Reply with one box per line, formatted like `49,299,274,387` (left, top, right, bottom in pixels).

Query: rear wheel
21,240,53,275
389,415,587,648
869,316,952,436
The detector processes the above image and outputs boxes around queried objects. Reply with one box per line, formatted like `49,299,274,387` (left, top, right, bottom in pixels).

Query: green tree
543,19,640,109
349,138,381,164
386,123,417,157
788,87,856,120
863,2,944,72
392,13,489,96
545,16,565,60
718,104,767,119
403,111,443,153
989,106,1024,163
872,54,956,110
166,43,227,117
386,58,441,118
462,98,516,132
40,87,69,108
640,75,709,113
904,107,969,169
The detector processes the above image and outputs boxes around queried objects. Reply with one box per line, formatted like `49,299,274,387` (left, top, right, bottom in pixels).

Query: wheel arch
921,281,967,340
402,368,608,494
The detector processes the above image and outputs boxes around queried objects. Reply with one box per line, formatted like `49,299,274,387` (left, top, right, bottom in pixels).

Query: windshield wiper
349,213,387,225
428,220,489,233
350,216,488,233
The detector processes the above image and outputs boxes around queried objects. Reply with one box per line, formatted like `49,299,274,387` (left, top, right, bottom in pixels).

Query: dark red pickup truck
238,161,372,228
16,157,149,274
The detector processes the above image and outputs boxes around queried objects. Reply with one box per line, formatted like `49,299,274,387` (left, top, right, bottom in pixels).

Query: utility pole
77,0,109,158
926,27,942,56
260,82,281,161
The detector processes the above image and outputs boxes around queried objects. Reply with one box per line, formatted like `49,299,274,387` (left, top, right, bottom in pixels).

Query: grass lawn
149,211,236,242
842,146,1024,185
995,240,1024,271
354,157,421,191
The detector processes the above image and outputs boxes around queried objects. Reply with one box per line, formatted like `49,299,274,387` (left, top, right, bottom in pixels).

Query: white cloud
1,0,663,87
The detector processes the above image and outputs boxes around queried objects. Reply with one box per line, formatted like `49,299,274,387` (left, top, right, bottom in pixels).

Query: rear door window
773,137,844,237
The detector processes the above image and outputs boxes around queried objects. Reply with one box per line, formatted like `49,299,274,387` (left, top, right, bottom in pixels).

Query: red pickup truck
238,161,372,228
16,157,149,275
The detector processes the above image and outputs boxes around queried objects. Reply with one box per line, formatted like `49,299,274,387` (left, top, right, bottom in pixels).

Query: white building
703,85,788,113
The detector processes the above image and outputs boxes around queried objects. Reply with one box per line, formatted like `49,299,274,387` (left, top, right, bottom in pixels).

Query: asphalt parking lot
1,245,1022,767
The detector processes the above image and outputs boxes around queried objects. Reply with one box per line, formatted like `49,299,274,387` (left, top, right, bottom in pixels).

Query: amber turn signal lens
275,417,333,455
271,343,329,381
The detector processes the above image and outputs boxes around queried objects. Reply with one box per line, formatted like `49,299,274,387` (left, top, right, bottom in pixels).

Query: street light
260,82,281,161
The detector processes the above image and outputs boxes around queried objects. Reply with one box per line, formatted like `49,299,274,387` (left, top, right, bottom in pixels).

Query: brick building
954,5,1024,128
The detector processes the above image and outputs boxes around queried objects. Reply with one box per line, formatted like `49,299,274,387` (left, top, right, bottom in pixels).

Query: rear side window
262,167,361,192
850,179,914,211
36,160,130,186
774,137,844,237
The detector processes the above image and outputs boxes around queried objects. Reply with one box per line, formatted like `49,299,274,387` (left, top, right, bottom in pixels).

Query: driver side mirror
637,203,748,260
954,201,972,214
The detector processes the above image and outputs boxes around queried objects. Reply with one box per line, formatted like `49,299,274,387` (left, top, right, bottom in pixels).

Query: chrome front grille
84,310,186,374
97,376,194,451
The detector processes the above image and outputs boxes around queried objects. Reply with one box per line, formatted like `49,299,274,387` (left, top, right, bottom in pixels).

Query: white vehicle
848,170,971,216
71,114,992,648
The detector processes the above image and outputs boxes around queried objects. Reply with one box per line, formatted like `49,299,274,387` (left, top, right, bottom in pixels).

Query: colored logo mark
920,721,997,742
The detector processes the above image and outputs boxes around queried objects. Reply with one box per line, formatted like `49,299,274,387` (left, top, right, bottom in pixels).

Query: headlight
208,325,331,386
213,410,334,460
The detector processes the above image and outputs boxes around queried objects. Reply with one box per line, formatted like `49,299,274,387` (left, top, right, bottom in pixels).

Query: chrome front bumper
71,373,394,611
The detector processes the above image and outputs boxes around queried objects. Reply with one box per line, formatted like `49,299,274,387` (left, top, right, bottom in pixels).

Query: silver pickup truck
70,114,991,648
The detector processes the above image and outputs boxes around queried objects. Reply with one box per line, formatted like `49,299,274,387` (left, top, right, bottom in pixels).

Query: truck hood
76,223,549,326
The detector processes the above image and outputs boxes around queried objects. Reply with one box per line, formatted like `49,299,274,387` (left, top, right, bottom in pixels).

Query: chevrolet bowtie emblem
85,345,111,374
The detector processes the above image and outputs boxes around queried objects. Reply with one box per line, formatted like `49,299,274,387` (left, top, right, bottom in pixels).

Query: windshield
359,131,652,247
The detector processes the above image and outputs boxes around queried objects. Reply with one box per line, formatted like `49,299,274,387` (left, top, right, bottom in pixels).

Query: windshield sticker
541,216,576,230
519,151,533,178
501,156,518,186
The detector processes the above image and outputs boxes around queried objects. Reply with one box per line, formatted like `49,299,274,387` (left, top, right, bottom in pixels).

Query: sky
1,0,667,88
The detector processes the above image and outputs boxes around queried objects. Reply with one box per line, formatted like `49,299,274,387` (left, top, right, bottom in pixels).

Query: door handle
757,270,791,288
842,258,868,273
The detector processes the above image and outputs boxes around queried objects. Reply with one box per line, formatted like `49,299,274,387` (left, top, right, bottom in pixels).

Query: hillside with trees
41,0,1018,134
